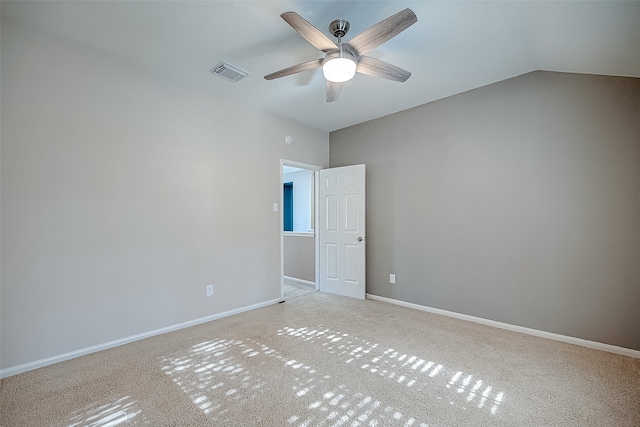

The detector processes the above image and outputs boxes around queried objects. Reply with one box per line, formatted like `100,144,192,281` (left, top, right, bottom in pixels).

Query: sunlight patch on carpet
67,395,149,427
278,325,506,415
160,336,433,425
160,338,266,417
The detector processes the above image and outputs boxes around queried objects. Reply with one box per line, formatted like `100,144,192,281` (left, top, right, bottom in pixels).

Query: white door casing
318,164,366,299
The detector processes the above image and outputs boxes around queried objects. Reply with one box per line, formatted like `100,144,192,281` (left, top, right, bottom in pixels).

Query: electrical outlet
206,285,214,297
390,274,396,284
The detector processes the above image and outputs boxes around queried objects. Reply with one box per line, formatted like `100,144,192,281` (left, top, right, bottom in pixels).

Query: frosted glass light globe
322,48,357,83
323,57,357,83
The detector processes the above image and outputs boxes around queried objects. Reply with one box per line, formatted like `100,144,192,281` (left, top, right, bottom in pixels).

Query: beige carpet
282,279,317,298
2,282,639,426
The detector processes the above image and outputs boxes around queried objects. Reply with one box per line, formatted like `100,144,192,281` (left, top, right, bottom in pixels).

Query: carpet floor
1,282,639,426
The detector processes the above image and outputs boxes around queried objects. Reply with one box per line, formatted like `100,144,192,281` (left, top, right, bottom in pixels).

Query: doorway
280,160,321,299
280,161,367,300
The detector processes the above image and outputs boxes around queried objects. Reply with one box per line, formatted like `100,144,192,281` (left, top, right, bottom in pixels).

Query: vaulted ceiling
3,1,639,132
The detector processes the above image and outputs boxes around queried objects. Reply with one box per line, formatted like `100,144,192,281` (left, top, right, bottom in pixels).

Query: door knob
358,236,363,242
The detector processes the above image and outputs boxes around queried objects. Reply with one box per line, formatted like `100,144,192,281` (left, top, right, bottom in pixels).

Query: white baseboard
283,276,316,288
0,297,283,379
366,294,640,359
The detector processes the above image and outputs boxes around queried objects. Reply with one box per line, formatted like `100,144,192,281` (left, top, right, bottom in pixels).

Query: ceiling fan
264,8,418,102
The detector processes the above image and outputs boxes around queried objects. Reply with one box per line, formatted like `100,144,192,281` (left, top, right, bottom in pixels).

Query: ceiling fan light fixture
322,49,356,83
266,9,417,101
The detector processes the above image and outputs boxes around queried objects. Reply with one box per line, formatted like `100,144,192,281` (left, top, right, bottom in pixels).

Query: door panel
345,244,359,282
326,243,338,280
318,164,366,299
345,194,359,231
326,195,338,231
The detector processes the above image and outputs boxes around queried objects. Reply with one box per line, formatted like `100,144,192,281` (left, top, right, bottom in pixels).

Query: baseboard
283,276,316,287
366,294,640,359
0,297,283,379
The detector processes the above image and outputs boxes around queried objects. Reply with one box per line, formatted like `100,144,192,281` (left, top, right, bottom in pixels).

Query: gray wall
283,234,315,283
330,71,640,351
0,18,328,370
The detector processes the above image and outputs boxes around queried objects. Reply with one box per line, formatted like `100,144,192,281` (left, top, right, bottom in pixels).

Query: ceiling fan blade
326,81,342,103
281,12,338,53
357,56,411,82
347,8,417,56
264,58,323,80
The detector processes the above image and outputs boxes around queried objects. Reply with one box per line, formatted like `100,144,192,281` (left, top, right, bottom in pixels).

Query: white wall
283,169,314,232
0,18,328,371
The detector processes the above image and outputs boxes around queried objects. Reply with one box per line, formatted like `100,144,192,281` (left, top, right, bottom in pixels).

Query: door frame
280,159,322,299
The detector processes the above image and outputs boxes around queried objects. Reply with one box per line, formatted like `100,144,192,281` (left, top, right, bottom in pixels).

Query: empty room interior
1,1,639,426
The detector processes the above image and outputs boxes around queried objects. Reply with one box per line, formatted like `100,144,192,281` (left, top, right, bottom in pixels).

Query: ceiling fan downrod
329,19,350,43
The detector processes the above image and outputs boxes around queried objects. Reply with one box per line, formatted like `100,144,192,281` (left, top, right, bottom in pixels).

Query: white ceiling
2,1,639,132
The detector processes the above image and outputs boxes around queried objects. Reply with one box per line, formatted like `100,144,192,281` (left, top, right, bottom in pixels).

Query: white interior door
318,164,366,299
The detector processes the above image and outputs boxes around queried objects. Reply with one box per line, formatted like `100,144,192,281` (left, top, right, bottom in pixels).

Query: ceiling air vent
210,61,249,83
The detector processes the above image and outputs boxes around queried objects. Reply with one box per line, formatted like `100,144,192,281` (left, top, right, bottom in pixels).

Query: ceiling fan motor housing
324,45,356,63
